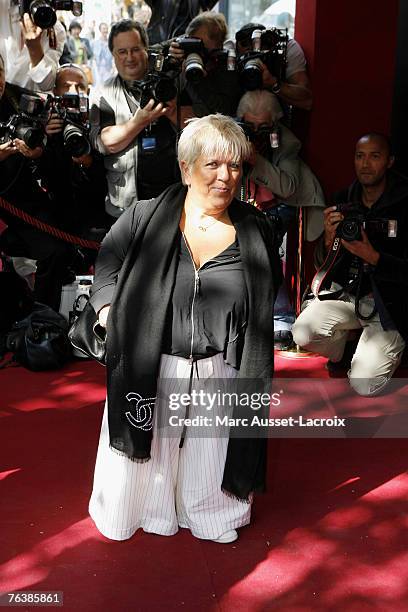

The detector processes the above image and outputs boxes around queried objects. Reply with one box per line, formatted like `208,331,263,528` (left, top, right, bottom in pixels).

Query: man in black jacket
292,133,408,396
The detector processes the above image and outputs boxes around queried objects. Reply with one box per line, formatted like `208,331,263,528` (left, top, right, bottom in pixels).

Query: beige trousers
292,295,405,396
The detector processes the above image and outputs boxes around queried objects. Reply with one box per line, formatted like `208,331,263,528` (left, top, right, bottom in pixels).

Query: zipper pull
195,270,200,295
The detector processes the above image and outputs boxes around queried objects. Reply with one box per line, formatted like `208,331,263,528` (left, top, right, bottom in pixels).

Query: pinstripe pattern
89,353,251,541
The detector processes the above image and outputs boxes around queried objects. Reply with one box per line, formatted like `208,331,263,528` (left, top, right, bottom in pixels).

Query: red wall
294,0,400,199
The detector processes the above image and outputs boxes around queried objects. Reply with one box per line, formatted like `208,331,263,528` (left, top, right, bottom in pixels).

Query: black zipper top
162,231,248,368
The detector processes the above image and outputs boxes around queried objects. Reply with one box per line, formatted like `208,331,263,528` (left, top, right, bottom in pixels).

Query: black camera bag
4,302,71,371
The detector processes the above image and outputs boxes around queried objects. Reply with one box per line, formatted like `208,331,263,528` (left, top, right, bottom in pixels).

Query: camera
175,36,207,83
235,119,280,151
236,27,288,91
0,93,46,149
335,202,398,242
50,93,90,157
18,0,82,29
127,51,180,108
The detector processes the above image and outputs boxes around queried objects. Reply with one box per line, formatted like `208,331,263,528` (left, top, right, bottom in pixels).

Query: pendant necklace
197,212,224,232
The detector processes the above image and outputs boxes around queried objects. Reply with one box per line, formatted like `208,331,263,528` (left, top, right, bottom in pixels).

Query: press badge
141,136,157,151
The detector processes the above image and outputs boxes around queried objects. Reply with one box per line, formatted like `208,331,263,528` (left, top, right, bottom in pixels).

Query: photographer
292,134,408,396
235,23,312,112
90,19,189,218
40,64,109,243
0,1,66,92
0,53,75,310
237,89,324,349
169,11,242,117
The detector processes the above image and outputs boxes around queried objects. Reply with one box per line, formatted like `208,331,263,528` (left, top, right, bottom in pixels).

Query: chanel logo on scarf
125,392,156,431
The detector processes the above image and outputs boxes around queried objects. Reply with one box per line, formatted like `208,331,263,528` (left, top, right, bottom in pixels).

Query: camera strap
311,236,351,300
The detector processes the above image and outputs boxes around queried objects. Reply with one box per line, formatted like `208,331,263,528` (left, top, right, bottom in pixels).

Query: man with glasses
90,19,188,219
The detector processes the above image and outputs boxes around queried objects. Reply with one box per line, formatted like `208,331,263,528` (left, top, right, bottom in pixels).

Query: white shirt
0,0,65,92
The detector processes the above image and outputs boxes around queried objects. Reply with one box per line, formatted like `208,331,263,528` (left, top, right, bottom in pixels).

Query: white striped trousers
89,353,252,541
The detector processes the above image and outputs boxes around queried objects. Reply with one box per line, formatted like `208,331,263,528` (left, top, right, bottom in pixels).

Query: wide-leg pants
89,353,251,541
292,295,405,396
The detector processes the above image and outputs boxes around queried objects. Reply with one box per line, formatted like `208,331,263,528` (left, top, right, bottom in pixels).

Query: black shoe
326,340,357,374
274,330,294,350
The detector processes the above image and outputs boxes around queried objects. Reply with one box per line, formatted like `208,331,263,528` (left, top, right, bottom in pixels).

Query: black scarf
106,184,280,501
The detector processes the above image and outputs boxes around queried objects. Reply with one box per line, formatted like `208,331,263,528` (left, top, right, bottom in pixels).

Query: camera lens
184,53,205,83
152,78,177,104
29,0,57,29
63,123,90,157
240,57,263,90
340,219,361,242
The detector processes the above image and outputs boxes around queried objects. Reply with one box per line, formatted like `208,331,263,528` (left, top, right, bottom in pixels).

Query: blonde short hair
177,114,251,183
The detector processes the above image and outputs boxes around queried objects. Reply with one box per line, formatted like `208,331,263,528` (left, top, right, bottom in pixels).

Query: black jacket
90,184,282,500
315,171,408,340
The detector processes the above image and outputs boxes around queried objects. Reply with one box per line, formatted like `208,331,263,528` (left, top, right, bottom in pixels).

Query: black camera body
19,0,82,29
237,28,288,91
128,51,180,108
50,93,90,157
335,202,398,242
235,119,280,153
0,93,47,149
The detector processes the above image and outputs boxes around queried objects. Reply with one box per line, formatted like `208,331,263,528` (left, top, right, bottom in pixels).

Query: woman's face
182,153,242,210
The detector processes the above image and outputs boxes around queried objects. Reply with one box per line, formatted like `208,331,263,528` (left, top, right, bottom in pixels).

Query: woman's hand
323,205,344,251
98,305,110,328
0,141,18,162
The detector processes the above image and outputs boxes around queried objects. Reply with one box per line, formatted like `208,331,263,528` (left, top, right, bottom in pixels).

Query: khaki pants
292,295,405,396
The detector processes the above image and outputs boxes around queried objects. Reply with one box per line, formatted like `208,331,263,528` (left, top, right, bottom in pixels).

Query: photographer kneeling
292,134,408,396
0,53,75,310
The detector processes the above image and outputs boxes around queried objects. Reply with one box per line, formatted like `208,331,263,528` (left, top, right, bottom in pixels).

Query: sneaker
274,330,294,350
211,529,238,544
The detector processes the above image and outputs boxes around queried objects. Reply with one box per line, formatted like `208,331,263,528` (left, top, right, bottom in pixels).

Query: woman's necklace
196,212,225,232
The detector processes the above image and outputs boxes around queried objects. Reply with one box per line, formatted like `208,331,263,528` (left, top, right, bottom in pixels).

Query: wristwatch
271,80,281,94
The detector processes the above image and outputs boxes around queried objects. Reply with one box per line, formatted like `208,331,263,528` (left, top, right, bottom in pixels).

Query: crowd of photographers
0,2,314,311
2,2,406,395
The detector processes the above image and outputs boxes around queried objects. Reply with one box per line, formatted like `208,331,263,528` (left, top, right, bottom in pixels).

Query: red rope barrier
0,196,101,250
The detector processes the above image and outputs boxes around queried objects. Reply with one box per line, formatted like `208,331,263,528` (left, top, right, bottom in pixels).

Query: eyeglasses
114,47,145,58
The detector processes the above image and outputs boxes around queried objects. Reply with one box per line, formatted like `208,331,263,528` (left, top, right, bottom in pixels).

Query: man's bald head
55,65,89,96
357,133,392,157
355,133,394,187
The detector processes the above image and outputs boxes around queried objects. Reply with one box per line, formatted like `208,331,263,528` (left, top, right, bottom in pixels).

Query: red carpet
1,356,408,611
